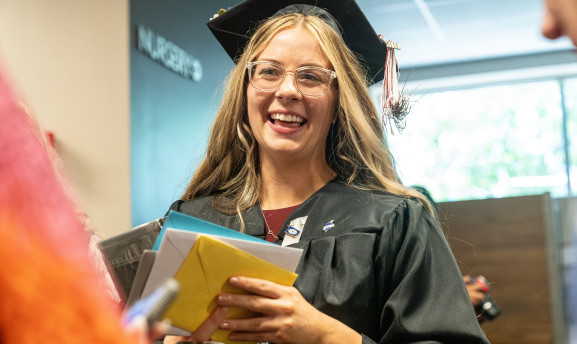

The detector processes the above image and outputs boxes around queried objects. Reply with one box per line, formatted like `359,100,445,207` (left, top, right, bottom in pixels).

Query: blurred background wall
0,0,130,239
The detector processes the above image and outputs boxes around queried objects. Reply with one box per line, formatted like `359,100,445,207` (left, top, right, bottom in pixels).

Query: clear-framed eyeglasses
246,61,337,97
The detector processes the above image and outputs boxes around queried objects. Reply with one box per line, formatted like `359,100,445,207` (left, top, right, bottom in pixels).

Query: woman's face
246,25,337,165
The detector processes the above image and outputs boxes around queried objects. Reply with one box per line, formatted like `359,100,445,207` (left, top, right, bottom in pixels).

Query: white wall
0,0,131,238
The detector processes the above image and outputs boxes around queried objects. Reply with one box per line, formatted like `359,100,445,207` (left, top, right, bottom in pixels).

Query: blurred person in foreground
0,62,166,343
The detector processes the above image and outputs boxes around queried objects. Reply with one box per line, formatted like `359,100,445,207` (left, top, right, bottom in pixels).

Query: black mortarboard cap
207,0,388,83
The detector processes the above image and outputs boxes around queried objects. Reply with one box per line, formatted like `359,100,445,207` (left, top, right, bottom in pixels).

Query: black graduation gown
169,180,490,344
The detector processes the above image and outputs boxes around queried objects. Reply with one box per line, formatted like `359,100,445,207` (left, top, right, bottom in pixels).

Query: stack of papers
136,211,303,343
98,218,162,301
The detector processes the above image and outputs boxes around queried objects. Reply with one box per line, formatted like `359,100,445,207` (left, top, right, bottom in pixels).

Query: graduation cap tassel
379,35,410,135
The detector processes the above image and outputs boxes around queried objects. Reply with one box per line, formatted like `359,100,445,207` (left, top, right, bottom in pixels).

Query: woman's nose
275,72,301,100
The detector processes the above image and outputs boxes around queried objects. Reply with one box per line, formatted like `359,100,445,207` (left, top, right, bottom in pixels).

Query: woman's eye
299,71,322,82
259,67,281,76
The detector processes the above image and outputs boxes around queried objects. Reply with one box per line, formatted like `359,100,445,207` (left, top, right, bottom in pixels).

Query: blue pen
123,278,180,329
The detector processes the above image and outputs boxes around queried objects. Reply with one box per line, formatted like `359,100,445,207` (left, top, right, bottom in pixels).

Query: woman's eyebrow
256,58,328,69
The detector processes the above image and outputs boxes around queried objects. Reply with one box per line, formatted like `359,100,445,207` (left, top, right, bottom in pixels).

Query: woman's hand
216,276,361,344
163,306,229,344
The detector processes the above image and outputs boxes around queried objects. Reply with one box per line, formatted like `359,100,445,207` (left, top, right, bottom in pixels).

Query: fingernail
220,321,229,329
218,294,228,304
229,276,239,285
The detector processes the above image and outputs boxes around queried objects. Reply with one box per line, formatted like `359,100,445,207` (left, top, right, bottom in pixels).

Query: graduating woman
164,1,490,343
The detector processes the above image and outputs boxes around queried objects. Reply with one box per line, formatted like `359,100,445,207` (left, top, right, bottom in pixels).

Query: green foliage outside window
387,80,570,202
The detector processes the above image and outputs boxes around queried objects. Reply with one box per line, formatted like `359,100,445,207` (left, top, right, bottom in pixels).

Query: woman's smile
246,25,336,161
268,113,305,128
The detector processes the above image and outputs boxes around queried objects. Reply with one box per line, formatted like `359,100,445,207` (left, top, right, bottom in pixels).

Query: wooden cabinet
438,194,565,344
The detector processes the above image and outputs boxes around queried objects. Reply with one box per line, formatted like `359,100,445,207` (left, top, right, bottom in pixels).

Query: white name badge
281,216,307,247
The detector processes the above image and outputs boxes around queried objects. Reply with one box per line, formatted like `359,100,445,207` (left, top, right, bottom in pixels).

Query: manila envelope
164,235,298,344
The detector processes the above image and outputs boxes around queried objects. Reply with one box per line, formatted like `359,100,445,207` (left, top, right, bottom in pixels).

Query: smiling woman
161,1,490,343
245,25,337,179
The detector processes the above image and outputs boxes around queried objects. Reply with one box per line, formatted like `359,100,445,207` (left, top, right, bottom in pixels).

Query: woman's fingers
191,306,229,340
228,276,285,299
217,293,280,314
219,315,277,332
163,306,229,343
216,276,296,314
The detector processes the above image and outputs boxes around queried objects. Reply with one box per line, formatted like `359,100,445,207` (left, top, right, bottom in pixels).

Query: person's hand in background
463,275,486,308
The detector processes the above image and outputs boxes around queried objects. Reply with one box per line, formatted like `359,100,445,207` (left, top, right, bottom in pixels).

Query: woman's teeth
270,113,303,124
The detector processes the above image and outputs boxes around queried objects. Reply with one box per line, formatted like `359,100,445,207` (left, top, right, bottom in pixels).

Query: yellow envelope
164,235,298,344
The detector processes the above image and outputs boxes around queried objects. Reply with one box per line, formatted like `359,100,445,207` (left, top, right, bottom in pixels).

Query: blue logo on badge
285,226,301,238
323,220,335,233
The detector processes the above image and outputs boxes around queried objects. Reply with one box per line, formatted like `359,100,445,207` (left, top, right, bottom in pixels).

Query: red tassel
378,35,402,134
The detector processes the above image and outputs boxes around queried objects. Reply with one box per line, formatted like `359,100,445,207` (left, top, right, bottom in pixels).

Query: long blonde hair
182,12,433,222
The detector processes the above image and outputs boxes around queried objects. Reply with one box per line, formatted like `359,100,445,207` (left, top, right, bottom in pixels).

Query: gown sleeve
369,199,489,344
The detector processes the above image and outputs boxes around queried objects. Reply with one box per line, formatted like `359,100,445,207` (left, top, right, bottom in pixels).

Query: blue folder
152,210,271,251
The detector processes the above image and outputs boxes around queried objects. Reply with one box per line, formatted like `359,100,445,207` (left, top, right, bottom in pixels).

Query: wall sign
136,25,202,82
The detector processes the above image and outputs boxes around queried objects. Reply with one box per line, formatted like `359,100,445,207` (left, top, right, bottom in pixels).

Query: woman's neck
259,157,335,210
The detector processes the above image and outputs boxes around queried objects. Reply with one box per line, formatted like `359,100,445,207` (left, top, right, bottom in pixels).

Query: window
386,80,571,202
563,78,577,193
